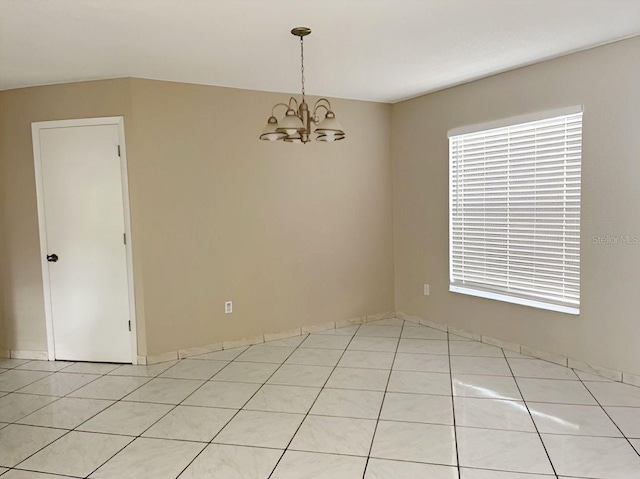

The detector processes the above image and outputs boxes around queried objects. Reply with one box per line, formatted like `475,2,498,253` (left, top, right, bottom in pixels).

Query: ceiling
1,0,639,103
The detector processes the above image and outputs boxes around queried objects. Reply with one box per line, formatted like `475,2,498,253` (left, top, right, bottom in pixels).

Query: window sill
449,285,580,315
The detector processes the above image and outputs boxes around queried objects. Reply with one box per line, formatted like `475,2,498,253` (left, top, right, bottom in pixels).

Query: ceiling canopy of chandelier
260,27,345,144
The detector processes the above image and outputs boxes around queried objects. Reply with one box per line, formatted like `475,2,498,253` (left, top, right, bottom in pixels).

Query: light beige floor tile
290,415,376,456
90,437,205,479
452,374,522,400
325,368,390,391
460,469,554,478
19,373,99,396
271,450,366,479
267,365,333,387
179,443,282,479
78,401,172,435
454,397,536,432
347,336,399,352
573,370,613,382
1,469,75,478
17,397,113,429
371,421,456,465
584,381,640,407
517,378,597,405
16,361,75,372
337,351,395,370
143,405,236,442
123,378,204,404
235,346,295,364
69,375,151,400
393,352,450,373
19,431,132,477
211,362,279,383
310,388,384,419
457,427,553,474
508,358,579,380
0,370,51,393
356,325,402,339
380,392,453,425
159,359,227,380
244,384,321,414
62,362,121,375
367,318,403,326
397,339,449,355
449,341,504,357
365,458,458,479
387,370,451,395
0,360,29,369
285,348,343,367
183,381,260,408
0,424,65,467
299,335,352,350
190,347,248,361
450,357,512,376
0,393,58,423
400,326,448,341
214,410,304,449
108,361,178,377
605,406,640,438
530,403,622,437
542,434,640,479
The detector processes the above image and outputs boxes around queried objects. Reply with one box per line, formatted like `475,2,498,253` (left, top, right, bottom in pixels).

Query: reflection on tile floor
1,318,640,478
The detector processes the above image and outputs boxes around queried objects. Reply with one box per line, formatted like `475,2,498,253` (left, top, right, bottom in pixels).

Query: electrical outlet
423,284,430,296
225,301,233,314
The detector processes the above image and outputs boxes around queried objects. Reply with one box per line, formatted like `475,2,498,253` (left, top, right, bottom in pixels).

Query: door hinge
128,320,131,332
123,233,127,245
117,145,121,157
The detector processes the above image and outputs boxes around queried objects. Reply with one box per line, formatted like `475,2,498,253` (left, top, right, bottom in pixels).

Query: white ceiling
1,0,639,103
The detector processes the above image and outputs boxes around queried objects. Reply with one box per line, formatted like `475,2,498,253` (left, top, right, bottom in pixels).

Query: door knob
47,254,59,262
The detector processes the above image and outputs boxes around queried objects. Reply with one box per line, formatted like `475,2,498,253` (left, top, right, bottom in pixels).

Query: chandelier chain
300,36,305,100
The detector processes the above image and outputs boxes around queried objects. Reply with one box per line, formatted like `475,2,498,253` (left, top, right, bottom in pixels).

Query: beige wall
0,78,395,356
392,37,640,375
128,79,394,355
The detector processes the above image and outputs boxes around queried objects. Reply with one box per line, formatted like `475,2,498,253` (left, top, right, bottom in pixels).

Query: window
448,106,583,314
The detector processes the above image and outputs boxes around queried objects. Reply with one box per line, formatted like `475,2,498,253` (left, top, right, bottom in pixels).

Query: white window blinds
449,107,583,315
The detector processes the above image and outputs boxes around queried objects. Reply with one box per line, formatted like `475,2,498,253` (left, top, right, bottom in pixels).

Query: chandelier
260,27,345,144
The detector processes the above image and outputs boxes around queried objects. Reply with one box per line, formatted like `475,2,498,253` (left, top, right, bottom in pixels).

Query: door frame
32,116,138,364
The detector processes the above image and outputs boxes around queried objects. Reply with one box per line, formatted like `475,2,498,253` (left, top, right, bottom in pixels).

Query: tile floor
1,318,640,478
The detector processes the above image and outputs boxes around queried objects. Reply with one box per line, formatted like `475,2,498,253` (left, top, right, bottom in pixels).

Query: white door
35,122,133,363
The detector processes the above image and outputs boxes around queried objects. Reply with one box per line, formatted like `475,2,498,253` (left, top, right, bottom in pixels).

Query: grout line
574,374,640,460
503,349,560,479
361,320,405,478
447,329,462,479
265,323,365,479
174,333,317,478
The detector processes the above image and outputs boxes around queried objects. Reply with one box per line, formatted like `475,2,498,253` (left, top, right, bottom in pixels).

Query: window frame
448,106,583,315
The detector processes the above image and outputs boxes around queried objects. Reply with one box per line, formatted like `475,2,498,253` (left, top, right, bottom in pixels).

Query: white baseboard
10,349,49,360
396,311,640,388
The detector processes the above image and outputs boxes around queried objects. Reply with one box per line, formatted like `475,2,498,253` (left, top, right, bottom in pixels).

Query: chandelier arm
287,97,300,112
313,98,333,110
271,103,291,117
312,103,330,119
